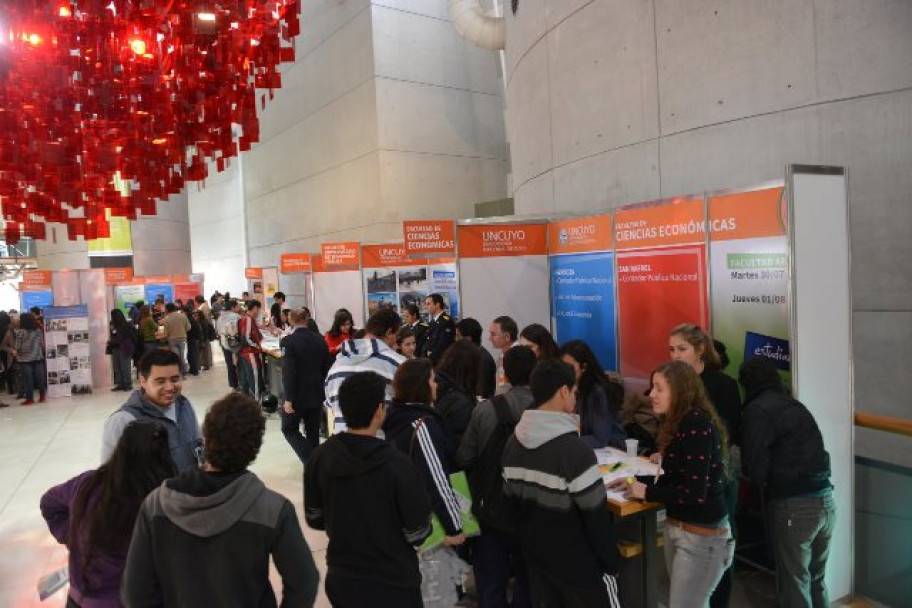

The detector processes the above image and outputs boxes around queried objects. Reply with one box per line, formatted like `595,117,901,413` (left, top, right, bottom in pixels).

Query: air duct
449,0,506,51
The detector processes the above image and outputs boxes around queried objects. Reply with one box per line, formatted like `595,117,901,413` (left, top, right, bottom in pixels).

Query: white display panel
459,256,551,358
313,270,365,332
789,166,853,601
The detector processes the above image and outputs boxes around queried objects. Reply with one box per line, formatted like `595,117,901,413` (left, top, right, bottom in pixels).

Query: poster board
43,305,93,397
548,215,617,370
22,289,53,311
361,244,460,321
457,222,550,357
280,253,313,310
312,253,365,332
114,284,146,315
615,198,709,385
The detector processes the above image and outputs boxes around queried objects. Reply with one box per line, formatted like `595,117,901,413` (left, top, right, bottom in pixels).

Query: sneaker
38,396,46,403
21,399,34,406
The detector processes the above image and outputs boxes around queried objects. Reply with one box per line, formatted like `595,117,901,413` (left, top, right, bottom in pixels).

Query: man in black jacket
280,308,331,464
122,393,319,608
420,293,455,364
305,372,432,607
502,359,621,607
739,356,834,608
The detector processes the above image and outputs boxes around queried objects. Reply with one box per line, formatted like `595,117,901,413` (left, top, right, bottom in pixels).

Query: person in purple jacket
40,421,176,608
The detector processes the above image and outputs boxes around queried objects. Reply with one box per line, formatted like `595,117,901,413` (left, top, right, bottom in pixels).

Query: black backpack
468,394,518,533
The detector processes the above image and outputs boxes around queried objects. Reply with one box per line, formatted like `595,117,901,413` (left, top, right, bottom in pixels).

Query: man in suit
402,304,428,355
420,293,455,365
280,308,331,463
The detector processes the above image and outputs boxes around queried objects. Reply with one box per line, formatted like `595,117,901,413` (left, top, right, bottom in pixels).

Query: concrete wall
504,0,912,466
237,0,507,268
36,190,192,277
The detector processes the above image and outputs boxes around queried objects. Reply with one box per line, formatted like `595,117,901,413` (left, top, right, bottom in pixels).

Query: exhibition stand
312,243,364,332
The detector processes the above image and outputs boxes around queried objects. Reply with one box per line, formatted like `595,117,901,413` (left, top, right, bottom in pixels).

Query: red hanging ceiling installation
0,0,299,243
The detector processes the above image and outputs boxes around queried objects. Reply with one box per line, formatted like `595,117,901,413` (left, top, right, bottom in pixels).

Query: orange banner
362,244,428,268
321,241,361,270
142,275,173,285
312,254,325,273
104,267,134,285
708,187,786,241
245,267,263,280
280,253,312,274
403,220,456,256
548,214,613,255
458,223,548,258
615,198,705,250
21,270,52,287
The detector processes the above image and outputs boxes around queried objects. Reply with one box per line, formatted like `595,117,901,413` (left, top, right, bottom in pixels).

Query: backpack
221,318,242,353
467,394,518,533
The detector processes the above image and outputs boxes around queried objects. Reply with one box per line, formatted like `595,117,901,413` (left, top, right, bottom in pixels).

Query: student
668,324,742,607
434,340,480,451
518,323,558,360
109,308,137,391
13,312,46,405
383,359,465,547
137,305,160,355
502,359,621,607
559,340,626,449
396,326,417,359
305,372,433,607
324,309,354,357
41,421,176,608
161,303,190,376
457,345,538,608
122,394,319,607
621,360,733,608
456,317,496,399
739,357,834,608
270,291,286,328
402,303,428,354
237,299,264,399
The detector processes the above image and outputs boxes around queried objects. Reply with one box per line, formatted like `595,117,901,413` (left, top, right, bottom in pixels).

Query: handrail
854,412,912,438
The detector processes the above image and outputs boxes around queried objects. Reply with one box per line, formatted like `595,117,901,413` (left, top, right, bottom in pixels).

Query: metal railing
854,412,912,437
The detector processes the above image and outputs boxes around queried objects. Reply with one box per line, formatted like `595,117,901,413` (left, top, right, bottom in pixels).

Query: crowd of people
36,289,834,608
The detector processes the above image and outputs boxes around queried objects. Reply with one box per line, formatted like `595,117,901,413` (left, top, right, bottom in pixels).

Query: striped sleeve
413,420,462,535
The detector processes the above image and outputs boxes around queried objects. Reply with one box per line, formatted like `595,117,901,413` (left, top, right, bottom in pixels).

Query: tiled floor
0,361,330,607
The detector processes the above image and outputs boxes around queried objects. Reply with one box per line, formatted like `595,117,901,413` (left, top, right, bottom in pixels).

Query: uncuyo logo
559,229,568,245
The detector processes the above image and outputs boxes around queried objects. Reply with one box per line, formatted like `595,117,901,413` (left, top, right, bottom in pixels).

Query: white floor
0,360,332,607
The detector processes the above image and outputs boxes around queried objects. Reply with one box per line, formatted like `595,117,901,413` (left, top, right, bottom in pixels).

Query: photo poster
708,187,790,384
548,215,617,371
43,305,93,397
457,223,551,360
361,245,461,321
615,198,709,387
262,267,279,298
144,283,174,305
114,284,146,315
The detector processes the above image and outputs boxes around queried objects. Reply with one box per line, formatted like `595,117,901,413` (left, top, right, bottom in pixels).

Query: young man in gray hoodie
502,359,621,608
122,393,319,608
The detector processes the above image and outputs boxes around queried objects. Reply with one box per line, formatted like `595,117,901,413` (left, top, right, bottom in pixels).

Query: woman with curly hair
618,360,733,608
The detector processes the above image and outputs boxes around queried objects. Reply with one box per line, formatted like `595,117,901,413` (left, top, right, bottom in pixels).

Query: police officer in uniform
420,293,455,365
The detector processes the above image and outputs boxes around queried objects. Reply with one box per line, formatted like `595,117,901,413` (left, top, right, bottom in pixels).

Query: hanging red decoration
0,0,299,243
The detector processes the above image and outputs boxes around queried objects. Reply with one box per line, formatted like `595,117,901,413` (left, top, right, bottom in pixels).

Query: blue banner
144,284,174,304
21,290,53,311
43,305,89,320
550,251,617,371
744,331,791,371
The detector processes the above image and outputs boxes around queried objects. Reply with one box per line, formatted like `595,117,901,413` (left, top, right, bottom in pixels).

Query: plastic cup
625,438,639,458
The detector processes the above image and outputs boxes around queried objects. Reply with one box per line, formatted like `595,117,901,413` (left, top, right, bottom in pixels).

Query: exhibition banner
141,275,173,285
321,241,361,271
261,267,279,298
458,223,548,258
245,267,263,280
103,267,134,285
22,289,53,311
280,253,312,273
43,305,93,397
22,270,52,288
174,282,201,304
616,199,709,382
708,187,790,379
549,215,617,370
403,220,456,257
429,262,460,320
114,284,146,314
361,244,459,318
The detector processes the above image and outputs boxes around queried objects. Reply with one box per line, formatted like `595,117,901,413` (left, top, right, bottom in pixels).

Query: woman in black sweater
619,361,733,608
668,324,741,607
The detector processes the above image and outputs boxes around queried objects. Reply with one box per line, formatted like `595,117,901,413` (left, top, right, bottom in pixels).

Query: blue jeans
21,360,47,401
168,339,187,374
768,490,835,608
473,526,532,608
664,521,734,608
